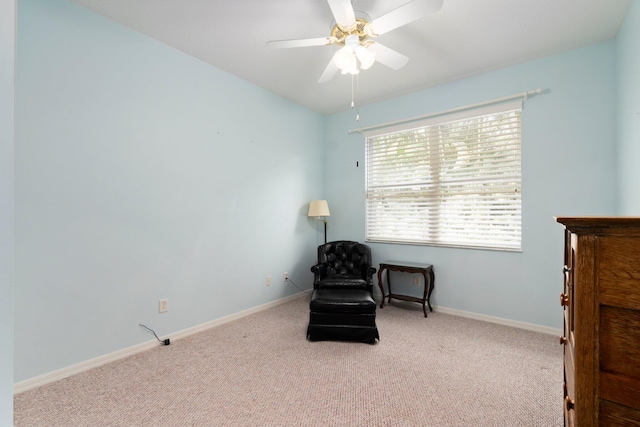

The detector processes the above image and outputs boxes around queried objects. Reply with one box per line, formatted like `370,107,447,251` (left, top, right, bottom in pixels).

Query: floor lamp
308,200,330,244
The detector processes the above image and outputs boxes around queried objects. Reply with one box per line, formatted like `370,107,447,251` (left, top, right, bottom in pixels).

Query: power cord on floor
139,323,171,345
286,277,313,294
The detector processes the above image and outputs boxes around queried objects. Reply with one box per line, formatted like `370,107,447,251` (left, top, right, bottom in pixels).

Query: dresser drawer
600,399,640,426
597,236,640,311
599,306,640,411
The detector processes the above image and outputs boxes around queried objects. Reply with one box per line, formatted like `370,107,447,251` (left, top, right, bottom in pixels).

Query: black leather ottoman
307,288,379,344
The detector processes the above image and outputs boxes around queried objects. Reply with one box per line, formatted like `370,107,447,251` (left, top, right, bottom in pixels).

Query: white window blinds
364,102,522,251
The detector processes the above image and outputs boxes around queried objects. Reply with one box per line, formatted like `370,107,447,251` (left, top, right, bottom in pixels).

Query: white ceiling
68,0,632,115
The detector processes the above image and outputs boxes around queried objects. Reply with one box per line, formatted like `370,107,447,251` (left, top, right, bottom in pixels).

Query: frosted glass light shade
355,45,375,70
308,200,330,217
333,47,353,70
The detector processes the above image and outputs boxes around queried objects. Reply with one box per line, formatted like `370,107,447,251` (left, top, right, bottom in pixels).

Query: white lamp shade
308,200,330,217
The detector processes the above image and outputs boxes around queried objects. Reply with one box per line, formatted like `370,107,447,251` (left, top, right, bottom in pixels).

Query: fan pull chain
356,73,360,122
350,74,360,122
351,74,355,109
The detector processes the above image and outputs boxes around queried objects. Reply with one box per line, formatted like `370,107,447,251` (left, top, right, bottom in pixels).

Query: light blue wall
15,0,324,382
0,0,15,422
13,0,635,388
324,42,618,329
617,0,640,214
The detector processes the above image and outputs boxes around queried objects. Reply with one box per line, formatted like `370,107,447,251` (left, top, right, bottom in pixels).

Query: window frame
364,101,522,252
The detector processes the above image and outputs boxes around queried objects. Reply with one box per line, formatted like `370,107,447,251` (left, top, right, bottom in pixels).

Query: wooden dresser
556,217,640,426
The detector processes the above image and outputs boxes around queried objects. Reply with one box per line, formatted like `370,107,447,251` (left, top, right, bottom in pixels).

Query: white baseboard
15,293,559,394
13,338,161,395
433,305,563,336
166,292,307,341
373,290,562,336
14,292,307,394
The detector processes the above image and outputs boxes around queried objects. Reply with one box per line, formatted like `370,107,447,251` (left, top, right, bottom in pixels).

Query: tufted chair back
311,241,375,291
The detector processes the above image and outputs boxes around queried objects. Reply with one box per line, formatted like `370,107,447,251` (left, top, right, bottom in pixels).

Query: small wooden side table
377,261,435,317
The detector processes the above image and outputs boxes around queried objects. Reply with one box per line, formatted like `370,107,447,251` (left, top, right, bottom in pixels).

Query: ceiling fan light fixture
355,45,375,70
339,53,359,75
333,34,372,75
333,47,355,70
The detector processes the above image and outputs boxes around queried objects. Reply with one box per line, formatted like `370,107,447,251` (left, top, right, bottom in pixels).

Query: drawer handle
560,293,569,307
563,266,572,274
565,396,575,411
559,336,568,345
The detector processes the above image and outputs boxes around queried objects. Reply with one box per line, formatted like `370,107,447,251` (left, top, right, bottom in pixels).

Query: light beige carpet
14,295,563,426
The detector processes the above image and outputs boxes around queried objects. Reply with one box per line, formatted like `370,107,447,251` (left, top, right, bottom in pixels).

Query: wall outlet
413,276,420,286
159,298,169,313
283,272,289,282
266,276,272,286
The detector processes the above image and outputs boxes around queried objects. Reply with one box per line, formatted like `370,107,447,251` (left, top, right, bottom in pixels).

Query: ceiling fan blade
267,37,336,49
368,43,409,70
367,0,444,36
318,59,339,83
327,0,356,28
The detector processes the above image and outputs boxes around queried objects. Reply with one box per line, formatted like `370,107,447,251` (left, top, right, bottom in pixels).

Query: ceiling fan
266,0,444,83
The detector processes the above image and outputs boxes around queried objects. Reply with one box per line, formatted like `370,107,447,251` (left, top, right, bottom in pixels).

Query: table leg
426,267,435,311
387,269,393,304
419,271,427,317
377,267,386,308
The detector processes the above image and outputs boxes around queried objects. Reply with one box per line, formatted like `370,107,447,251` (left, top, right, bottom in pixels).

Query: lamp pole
323,219,327,244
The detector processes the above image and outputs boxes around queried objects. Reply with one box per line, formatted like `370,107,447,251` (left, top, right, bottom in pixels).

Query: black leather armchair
307,241,379,344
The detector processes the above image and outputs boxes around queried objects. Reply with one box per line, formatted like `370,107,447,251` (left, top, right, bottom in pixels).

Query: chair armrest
359,265,377,292
311,264,327,288
361,265,377,281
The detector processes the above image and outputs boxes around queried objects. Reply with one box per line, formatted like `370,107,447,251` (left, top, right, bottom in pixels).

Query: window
365,102,522,251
